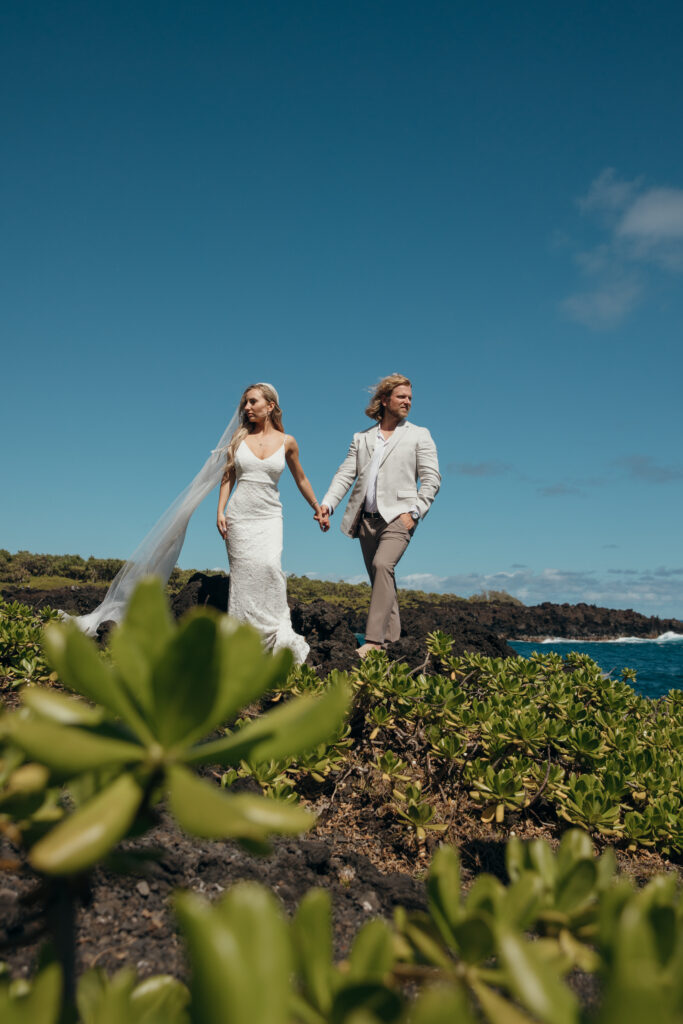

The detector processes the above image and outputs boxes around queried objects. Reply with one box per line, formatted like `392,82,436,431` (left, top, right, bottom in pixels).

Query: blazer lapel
379,421,409,467
364,428,378,460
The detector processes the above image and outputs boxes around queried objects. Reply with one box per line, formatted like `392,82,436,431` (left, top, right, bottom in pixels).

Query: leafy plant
3,579,350,875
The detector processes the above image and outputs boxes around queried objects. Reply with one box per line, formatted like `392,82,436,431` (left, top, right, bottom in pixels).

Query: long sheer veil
72,407,241,636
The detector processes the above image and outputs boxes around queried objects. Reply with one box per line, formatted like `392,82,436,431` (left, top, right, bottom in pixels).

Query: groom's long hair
365,373,411,421
224,383,284,473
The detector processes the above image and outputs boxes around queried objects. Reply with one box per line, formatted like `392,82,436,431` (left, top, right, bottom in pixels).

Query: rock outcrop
3,577,680,675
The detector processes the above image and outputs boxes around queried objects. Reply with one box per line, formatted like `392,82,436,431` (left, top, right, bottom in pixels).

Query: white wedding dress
225,438,309,665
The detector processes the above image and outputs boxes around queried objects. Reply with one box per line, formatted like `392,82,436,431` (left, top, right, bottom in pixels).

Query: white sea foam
531,633,683,645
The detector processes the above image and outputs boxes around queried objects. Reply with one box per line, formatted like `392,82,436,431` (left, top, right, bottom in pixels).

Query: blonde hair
224,383,284,474
365,373,412,421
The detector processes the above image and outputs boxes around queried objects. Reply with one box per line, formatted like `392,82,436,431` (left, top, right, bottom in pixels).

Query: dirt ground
1,748,677,986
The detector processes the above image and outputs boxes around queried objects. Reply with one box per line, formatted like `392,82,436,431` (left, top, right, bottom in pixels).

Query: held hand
217,513,228,540
314,506,330,532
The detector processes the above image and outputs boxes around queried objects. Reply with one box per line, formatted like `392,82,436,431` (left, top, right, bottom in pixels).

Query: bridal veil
72,407,241,636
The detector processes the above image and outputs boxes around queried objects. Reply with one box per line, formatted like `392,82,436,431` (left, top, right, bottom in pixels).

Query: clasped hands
314,505,330,532
313,507,415,532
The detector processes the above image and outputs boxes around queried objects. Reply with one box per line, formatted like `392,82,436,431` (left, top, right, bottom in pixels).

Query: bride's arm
285,435,327,530
217,467,235,539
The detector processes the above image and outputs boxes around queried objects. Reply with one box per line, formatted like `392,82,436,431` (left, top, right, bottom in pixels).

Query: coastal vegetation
0,549,524,608
0,583,681,1021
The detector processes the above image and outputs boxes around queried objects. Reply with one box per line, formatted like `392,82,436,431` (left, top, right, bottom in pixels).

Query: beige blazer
322,420,441,538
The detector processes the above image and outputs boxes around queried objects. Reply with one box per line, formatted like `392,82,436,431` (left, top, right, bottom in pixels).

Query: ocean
510,633,683,700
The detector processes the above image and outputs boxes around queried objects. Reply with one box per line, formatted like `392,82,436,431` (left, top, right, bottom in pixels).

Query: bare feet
356,641,384,659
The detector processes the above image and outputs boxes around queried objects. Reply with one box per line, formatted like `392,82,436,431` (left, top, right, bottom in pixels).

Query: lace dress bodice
228,440,285,519
225,438,309,664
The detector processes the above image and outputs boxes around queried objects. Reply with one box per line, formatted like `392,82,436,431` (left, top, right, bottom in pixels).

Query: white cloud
618,188,683,240
562,170,683,328
397,566,683,617
561,276,642,330
577,167,640,215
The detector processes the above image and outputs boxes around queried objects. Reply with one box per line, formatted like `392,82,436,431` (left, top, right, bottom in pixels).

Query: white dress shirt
363,426,390,513
325,425,418,519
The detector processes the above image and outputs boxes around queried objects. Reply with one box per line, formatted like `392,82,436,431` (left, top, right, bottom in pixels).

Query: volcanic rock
170,572,230,617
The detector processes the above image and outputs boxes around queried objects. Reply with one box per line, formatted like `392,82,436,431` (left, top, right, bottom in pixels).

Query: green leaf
5,716,145,777
649,906,676,967
527,839,557,889
184,724,278,769
29,772,144,875
464,874,505,916
427,844,462,944
20,687,105,726
403,920,453,969
150,615,221,747
0,963,62,1024
599,899,674,1023
76,965,190,1024
471,978,538,1024
410,984,478,1024
175,884,292,1024
210,620,294,726
76,967,135,1024
349,919,395,980
555,859,597,915
329,982,403,1024
497,928,578,1024
505,835,526,883
43,623,123,717
167,764,313,842
291,888,334,1015
556,829,593,881
500,872,546,930
115,577,174,668
109,629,155,721
43,623,152,739
130,974,191,1023
452,916,495,964
189,681,351,767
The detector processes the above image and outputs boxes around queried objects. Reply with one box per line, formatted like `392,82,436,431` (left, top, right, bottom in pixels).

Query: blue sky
2,1,682,618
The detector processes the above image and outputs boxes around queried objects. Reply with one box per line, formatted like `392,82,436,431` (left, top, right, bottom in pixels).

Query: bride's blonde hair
365,373,411,420
224,383,284,473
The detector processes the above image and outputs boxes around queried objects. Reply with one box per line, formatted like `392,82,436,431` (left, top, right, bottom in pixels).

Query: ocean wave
535,633,683,645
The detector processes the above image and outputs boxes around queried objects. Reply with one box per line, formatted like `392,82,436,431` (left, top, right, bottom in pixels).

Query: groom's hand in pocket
398,512,416,532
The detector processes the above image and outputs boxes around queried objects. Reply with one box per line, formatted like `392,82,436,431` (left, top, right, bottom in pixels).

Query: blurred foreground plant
2,830,682,1024
3,578,350,874
0,579,350,1013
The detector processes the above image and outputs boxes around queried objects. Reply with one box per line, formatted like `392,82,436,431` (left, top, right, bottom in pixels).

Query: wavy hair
224,383,284,474
365,373,412,421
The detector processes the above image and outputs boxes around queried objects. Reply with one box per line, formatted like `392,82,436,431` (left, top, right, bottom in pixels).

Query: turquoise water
510,634,683,700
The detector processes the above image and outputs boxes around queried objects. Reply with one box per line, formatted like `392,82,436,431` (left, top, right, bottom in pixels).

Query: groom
317,374,440,657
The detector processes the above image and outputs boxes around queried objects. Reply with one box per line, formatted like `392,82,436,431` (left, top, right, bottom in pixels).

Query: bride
216,383,326,664
71,382,324,665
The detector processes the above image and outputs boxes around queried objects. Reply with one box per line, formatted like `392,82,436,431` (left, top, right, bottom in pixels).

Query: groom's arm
415,429,441,519
321,435,360,514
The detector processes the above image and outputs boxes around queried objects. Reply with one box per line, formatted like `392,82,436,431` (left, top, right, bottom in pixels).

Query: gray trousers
358,515,414,645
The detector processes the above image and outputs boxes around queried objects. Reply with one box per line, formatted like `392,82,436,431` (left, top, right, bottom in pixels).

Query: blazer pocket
397,489,418,499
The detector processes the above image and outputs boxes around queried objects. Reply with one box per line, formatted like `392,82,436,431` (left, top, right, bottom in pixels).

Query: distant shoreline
511,632,683,643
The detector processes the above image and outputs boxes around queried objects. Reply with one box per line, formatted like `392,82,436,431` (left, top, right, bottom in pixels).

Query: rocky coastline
3,573,681,676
